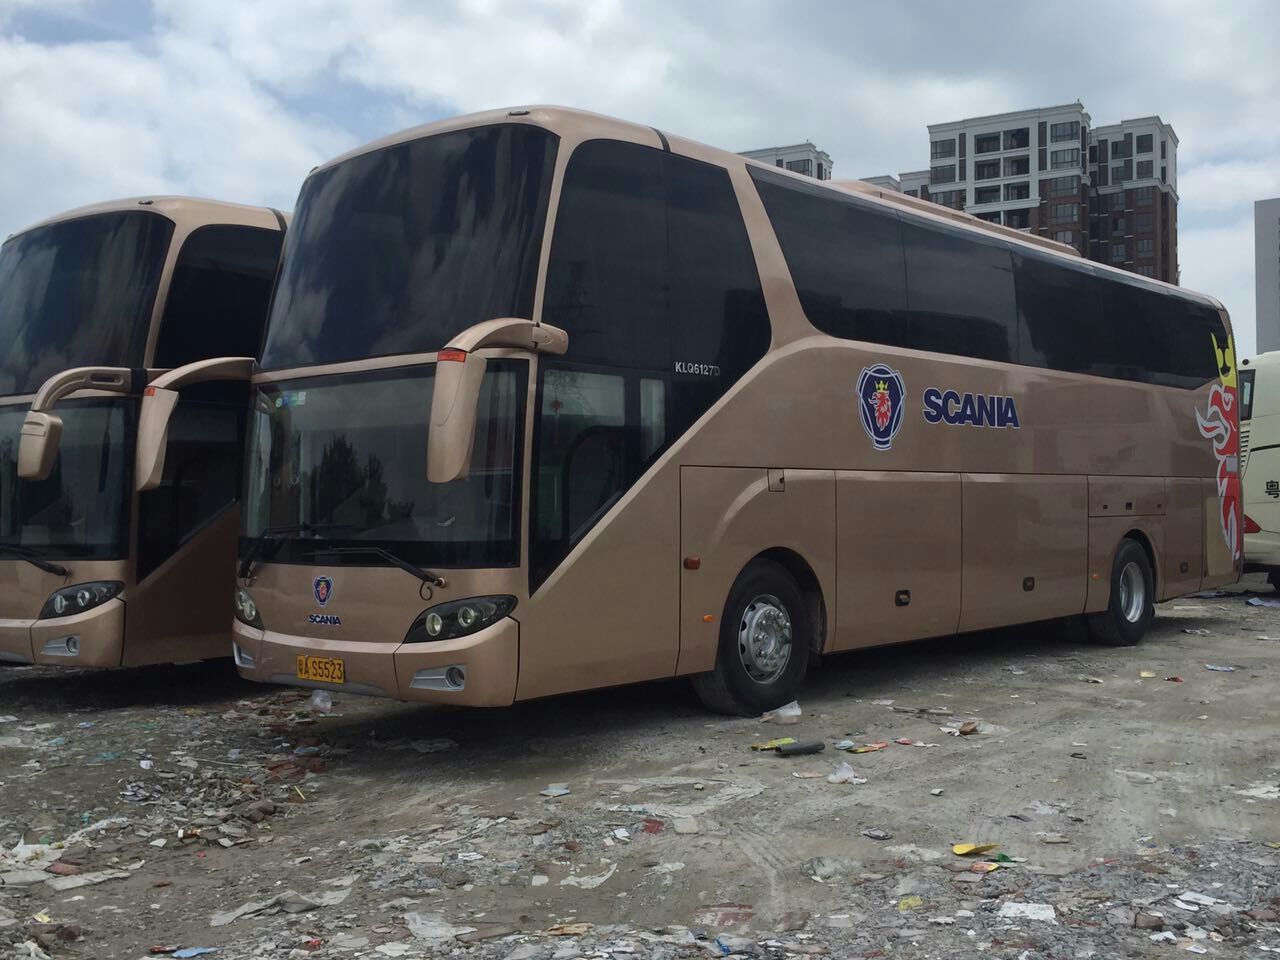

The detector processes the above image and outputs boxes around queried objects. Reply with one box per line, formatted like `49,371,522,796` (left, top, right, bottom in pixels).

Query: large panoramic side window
261,124,558,369
0,212,173,396
154,225,283,368
534,141,768,589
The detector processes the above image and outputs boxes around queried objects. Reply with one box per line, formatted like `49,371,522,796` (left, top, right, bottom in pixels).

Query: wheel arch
754,547,828,655
1122,526,1159,594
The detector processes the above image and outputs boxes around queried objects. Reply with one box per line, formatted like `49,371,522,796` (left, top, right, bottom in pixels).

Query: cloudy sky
2,0,1276,357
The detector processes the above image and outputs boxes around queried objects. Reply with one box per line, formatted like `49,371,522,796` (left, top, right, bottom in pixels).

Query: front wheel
692,558,811,716
1086,538,1154,646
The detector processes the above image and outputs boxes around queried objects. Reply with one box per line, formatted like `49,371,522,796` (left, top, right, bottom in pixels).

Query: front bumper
0,600,125,668
232,616,519,706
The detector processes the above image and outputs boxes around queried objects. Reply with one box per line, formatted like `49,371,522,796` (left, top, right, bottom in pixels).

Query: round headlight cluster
408,595,516,643
39,581,123,620
234,588,263,628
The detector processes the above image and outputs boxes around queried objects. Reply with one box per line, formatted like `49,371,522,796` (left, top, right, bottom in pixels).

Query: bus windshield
259,123,558,370
0,400,131,559
243,363,525,568
0,211,174,396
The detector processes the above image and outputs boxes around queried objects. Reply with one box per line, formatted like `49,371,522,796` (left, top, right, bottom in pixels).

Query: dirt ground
2,577,1278,960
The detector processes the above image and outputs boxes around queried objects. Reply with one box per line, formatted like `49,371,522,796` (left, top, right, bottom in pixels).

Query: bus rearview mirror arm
427,319,567,484
136,357,255,491
17,367,141,481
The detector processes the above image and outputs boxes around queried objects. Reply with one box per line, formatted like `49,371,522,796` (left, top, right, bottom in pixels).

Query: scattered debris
1204,663,1237,672
861,828,893,841
761,701,802,724
1247,596,1280,608
997,902,1058,924
951,843,999,857
826,762,867,785
540,783,571,798
1078,675,1104,684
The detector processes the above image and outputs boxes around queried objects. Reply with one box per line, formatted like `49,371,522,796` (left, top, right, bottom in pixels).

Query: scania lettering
922,388,1021,428
145,107,1237,713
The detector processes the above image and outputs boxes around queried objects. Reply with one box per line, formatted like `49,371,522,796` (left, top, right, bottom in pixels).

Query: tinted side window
900,221,1016,362
1015,252,1105,373
667,154,770,432
1163,301,1226,388
542,141,668,370
154,225,283,368
749,168,907,346
136,382,245,579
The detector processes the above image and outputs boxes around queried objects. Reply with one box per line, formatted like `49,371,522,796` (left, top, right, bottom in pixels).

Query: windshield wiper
297,544,447,589
0,544,69,577
238,522,351,579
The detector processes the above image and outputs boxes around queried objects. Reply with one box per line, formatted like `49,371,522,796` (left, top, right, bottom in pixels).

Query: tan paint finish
2,197,286,669
31,598,126,667
1202,478,1237,586
1163,479,1205,598
228,106,1238,706
676,468,836,675
1088,477,1166,518
834,472,961,650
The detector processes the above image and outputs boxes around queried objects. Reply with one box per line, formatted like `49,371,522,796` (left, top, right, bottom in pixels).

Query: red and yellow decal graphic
1195,335,1241,559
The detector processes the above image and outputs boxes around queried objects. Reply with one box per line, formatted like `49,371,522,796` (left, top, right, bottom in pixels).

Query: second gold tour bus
1239,350,1280,589
0,197,285,668
139,107,1240,714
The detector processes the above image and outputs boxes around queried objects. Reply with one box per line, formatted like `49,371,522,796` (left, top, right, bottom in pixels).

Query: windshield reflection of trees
308,436,415,537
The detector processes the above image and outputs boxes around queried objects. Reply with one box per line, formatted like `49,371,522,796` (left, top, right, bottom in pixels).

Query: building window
1136,264,1155,277
930,164,956,185
1110,243,1127,262
1137,134,1153,153
1136,238,1154,257
1109,192,1126,211
1160,140,1167,159
1112,217,1126,234
1050,121,1080,142
1048,175,1079,195
930,139,956,160
786,158,813,176
1005,209,1030,229
1135,186,1154,206
1003,127,1029,150
1050,148,1080,169
1050,203,1079,222
974,159,1001,181
903,188,918,197
775,159,785,168
1004,181,1029,201
1004,155,1030,177
1088,145,1098,164
1053,230,1074,244
1160,166,1167,183
974,133,1001,154
974,185,1001,204
1136,212,1154,232
974,211,1001,223
931,190,963,209
1136,160,1153,179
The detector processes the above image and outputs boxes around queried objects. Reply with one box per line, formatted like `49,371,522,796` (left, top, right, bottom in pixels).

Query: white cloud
1180,217,1257,358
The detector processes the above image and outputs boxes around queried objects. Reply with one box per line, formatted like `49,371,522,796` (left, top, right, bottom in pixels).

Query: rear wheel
1268,568,1280,593
692,558,811,716
1086,538,1154,646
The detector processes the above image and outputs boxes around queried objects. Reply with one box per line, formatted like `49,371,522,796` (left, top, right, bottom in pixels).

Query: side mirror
17,413,62,481
17,367,137,481
425,319,567,485
132,356,255,492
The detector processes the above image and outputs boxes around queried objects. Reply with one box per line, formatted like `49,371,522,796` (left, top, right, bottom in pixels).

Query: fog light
445,666,466,689
66,636,79,655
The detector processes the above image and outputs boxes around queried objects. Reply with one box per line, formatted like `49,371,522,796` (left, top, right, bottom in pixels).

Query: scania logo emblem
856,363,907,451
313,576,334,606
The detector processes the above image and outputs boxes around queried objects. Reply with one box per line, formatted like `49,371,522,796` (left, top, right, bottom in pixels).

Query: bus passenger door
832,471,961,650
123,222,281,665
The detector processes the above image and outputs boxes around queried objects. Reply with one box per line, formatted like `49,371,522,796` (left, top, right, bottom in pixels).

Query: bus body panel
515,464,680,700
677,467,836,674
958,474,1088,633
1241,353,1280,571
1084,515,1165,612
832,471,961,651
31,597,125,666
1202,476,1237,587
121,505,240,666
1163,478,1205,598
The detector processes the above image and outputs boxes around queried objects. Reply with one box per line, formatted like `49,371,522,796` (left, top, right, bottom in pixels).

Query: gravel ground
1,575,1278,960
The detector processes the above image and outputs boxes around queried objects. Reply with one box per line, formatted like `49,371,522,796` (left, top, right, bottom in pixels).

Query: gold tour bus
1239,350,1280,590
1,197,285,668
140,107,1239,715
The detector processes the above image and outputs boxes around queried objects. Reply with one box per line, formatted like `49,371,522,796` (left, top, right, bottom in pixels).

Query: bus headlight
234,588,263,629
39,581,123,620
405,596,516,643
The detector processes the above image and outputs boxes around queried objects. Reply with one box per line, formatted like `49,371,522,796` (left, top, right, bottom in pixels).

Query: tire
691,558,812,716
1269,568,1280,593
1086,538,1154,646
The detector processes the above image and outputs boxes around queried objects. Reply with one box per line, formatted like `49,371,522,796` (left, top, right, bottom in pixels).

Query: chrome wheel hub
738,593,792,684
1118,561,1145,623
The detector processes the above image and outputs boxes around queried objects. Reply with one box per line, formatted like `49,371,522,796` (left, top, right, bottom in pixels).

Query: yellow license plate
296,655,345,684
